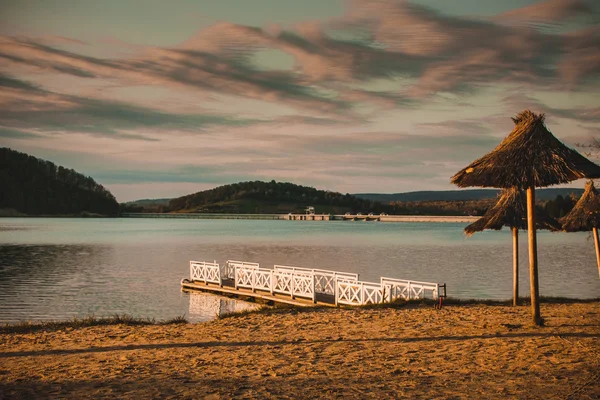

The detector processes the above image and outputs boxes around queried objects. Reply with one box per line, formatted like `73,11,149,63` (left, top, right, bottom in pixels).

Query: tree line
160,180,405,214
393,194,577,218
124,179,580,217
0,147,119,216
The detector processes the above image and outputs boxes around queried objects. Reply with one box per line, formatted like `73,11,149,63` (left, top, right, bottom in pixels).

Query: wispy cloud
1,1,598,111
0,74,262,141
0,127,45,140
497,0,594,25
502,93,600,123
0,35,348,115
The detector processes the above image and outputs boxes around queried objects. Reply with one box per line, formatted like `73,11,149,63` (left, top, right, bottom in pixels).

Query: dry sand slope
1,302,599,399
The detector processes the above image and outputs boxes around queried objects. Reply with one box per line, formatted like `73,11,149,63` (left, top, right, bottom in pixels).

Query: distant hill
354,188,585,203
124,198,171,206
0,147,119,216
120,198,172,213
165,180,398,214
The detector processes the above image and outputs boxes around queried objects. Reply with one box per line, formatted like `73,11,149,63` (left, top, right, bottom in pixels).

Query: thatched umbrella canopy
465,188,561,306
452,110,600,188
452,110,600,325
561,181,600,277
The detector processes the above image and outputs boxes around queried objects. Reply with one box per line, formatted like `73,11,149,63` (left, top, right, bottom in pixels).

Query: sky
1,0,599,202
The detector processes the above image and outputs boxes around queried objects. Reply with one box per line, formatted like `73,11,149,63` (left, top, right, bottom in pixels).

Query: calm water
0,218,598,323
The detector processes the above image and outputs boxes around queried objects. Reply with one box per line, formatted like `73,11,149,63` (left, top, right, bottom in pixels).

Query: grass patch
163,315,188,324
441,296,600,306
441,298,513,306
0,314,188,334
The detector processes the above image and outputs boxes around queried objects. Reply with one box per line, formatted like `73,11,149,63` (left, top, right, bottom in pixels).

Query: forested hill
166,180,396,214
354,188,585,203
133,180,578,217
0,148,119,216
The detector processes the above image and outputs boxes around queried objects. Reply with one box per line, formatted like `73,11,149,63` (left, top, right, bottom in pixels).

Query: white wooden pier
181,260,446,307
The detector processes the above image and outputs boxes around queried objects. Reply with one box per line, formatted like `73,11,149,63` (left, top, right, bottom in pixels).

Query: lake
0,217,598,323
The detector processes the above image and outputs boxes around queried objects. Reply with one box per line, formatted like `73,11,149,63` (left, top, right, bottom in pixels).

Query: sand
1,302,599,399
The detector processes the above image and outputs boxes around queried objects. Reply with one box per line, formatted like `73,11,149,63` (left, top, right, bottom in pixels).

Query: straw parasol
465,188,560,306
561,181,600,277
452,110,600,325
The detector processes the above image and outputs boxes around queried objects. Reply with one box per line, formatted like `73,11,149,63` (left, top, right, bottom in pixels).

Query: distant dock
285,214,477,223
121,212,478,223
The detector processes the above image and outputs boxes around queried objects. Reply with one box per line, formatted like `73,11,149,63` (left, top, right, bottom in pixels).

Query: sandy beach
1,301,599,399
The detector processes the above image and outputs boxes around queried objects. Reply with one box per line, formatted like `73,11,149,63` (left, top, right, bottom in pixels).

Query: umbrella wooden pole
526,186,542,325
512,227,519,306
593,227,600,278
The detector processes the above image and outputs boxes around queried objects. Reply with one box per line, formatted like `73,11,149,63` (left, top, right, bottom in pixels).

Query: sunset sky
1,0,599,201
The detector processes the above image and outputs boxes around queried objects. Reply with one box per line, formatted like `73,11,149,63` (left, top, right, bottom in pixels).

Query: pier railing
335,280,386,306
235,266,271,292
234,266,316,302
223,260,259,280
187,260,445,306
380,277,443,300
190,261,222,286
274,265,358,296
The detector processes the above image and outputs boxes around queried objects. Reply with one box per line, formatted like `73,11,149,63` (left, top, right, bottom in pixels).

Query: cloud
1,1,598,113
502,93,600,123
344,0,600,95
0,35,348,115
0,73,43,91
0,127,45,139
345,1,559,95
270,115,349,126
91,166,225,184
558,25,600,85
417,120,491,136
0,74,262,141
497,0,594,25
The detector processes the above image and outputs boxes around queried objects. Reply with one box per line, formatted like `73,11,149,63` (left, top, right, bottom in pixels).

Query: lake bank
1,301,598,399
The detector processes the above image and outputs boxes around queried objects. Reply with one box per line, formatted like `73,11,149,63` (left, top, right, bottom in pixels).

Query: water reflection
186,292,261,323
0,243,191,323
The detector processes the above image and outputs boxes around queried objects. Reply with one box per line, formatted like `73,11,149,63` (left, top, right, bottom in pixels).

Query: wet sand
1,302,599,399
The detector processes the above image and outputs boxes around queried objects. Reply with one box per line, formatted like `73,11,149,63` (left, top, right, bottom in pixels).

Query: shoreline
2,297,599,330
121,212,480,223
1,301,598,399
0,213,480,222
